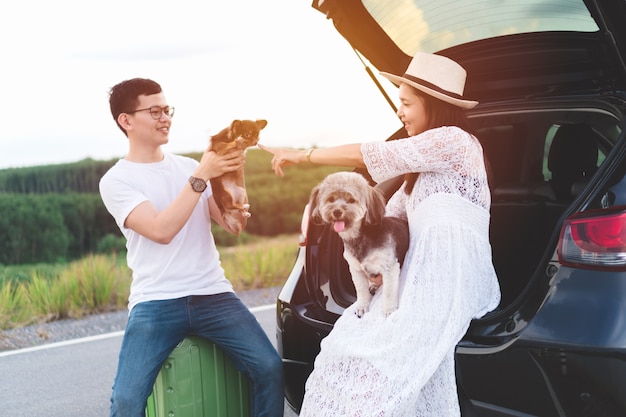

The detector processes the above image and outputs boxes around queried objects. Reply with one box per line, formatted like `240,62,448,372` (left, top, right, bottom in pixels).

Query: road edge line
0,303,275,358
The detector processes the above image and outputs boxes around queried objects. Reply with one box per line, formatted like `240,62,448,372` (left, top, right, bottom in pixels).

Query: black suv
277,1,626,416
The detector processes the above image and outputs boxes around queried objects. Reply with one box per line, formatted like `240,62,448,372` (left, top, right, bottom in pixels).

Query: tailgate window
364,0,599,55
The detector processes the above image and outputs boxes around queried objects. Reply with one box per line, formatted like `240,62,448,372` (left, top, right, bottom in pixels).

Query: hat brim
380,72,478,109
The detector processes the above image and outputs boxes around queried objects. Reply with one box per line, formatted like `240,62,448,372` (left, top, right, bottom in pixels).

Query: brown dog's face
210,119,267,154
309,172,386,233
230,119,267,149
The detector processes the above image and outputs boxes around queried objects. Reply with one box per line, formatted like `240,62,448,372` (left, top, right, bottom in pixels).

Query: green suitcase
145,336,251,417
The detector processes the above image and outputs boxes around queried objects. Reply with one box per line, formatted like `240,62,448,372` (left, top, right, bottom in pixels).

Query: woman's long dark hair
403,88,479,194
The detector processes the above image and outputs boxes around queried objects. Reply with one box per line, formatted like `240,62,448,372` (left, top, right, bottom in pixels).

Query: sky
0,0,401,169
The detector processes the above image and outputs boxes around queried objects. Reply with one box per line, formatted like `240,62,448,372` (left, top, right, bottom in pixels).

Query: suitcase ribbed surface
146,336,250,417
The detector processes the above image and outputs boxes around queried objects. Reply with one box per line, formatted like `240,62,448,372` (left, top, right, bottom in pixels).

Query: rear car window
363,0,600,55
473,109,618,190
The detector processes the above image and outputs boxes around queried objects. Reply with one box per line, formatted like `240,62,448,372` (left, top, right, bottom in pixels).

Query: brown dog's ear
229,120,242,136
308,186,325,225
364,186,386,225
256,119,268,130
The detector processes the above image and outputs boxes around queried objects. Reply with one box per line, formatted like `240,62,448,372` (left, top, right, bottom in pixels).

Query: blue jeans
109,293,284,417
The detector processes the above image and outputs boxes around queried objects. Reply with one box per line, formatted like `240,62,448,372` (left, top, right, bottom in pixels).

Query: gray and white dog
308,171,409,317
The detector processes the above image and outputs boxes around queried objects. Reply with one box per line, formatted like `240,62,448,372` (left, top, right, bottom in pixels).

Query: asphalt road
0,304,298,417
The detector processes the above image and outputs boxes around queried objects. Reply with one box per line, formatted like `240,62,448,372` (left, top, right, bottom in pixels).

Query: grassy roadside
0,234,299,331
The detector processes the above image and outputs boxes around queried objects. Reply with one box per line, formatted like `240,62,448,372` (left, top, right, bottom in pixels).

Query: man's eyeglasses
127,106,175,120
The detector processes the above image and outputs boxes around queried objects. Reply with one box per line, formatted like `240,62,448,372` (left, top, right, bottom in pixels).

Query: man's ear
117,113,132,132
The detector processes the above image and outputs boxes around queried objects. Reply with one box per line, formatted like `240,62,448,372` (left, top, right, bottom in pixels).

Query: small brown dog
209,119,267,234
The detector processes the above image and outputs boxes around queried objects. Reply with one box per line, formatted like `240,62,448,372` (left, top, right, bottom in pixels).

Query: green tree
0,195,69,264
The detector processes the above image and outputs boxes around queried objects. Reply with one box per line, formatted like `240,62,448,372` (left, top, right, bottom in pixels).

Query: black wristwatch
188,176,207,193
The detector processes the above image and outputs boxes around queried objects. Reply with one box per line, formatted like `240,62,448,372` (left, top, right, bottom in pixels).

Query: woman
260,52,501,416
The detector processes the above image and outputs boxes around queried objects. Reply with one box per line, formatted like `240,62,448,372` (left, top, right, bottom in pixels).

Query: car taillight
558,206,626,270
299,204,311,247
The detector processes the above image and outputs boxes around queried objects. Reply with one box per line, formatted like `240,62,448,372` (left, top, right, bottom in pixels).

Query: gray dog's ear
308,186,325,225
364,186,386,225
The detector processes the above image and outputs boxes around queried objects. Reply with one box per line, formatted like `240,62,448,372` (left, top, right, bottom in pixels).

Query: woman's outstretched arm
258,143,366,177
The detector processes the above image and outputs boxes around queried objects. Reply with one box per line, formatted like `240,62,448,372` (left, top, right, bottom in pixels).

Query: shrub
97,234,127,254
0,282,29,329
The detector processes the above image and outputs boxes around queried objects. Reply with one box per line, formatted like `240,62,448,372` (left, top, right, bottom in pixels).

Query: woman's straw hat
380,52,478,109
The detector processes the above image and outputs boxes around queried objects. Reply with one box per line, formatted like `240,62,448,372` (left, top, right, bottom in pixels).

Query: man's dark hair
109,78,162,136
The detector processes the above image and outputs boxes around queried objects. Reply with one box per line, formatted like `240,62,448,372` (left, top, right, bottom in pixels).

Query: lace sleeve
361,126,482,184
385,184,408,220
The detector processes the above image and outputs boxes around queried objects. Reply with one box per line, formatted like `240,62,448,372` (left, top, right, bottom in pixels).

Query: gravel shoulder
0,286,281,353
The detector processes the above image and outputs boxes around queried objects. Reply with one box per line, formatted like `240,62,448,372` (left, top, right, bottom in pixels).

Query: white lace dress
299,126,501,417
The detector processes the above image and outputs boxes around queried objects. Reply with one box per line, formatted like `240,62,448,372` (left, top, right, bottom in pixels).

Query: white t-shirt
99,152,233,312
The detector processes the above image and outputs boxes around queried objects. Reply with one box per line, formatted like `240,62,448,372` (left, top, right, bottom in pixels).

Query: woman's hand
369,274,383,294
258,143,305,177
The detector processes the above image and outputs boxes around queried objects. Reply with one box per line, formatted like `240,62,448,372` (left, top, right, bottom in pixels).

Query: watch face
189,176,207,192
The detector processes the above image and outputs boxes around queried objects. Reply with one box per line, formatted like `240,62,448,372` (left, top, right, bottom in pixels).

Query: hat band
403,73,464,100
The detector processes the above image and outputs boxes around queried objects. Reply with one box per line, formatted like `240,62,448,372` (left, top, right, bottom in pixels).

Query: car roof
312,0,626,104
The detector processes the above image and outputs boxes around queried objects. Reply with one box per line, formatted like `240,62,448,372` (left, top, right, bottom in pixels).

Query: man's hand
196,148,245,180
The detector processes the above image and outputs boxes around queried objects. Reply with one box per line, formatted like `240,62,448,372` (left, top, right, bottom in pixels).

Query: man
100,78,283,417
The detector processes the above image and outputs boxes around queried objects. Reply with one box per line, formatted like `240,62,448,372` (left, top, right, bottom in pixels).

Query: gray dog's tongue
333,221,345,232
